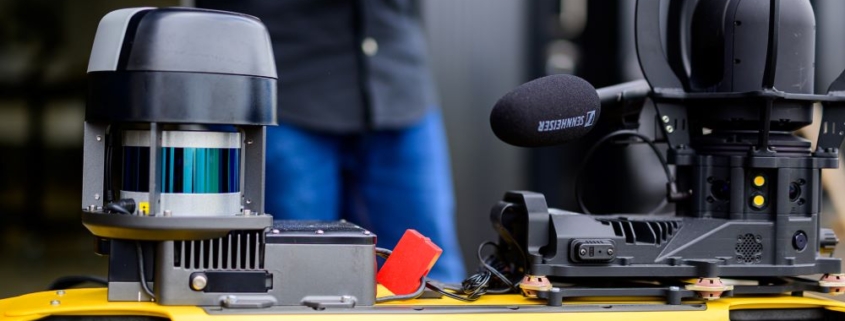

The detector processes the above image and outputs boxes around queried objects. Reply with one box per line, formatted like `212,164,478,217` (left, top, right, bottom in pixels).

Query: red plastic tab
377,229,443,295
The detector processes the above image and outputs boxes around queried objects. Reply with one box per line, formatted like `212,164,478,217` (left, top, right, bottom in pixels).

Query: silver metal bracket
301,295,358,310
219,294,277,309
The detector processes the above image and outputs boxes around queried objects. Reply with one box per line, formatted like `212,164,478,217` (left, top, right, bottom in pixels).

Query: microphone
490,74,601,147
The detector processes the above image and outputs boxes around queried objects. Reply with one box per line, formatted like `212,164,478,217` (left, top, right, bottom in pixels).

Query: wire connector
377,230,442,296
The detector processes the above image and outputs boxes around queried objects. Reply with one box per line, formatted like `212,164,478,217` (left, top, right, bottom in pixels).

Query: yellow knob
753,175,765,187
752,195,765,208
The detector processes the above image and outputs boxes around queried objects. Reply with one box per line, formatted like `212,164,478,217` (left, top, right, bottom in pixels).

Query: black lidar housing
86,8,277,125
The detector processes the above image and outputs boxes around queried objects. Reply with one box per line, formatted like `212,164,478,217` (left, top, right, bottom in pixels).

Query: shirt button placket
362,37,378,56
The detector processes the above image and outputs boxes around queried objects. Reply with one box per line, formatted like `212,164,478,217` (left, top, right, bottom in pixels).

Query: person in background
195,0,466,281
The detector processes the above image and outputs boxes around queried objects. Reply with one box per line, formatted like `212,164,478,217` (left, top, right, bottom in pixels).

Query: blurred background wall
1,0,844,299
422,0,529,271
0,0,179,298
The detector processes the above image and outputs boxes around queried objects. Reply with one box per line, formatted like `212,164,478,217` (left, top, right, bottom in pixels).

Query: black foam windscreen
490,74,601,147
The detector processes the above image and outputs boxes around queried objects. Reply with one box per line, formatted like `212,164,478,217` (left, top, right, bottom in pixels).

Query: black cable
375,247,392,259
105,129,114,203
575,129,674,215
375,275,427,303
373,248,429,303
762,0,780,89
135,242,156,301
425,280,478,302
376,239,521,303
376,246,493,302
483,243,519,291
456,272,491,295
423,242,520,302
473,242,516,291
104,203,131,215
430,209,529,301
48,275,107,290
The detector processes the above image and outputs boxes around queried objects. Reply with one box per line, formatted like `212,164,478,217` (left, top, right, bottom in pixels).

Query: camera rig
492,0,845,304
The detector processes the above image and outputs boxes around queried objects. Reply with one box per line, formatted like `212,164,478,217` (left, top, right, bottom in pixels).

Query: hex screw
607,249,614,256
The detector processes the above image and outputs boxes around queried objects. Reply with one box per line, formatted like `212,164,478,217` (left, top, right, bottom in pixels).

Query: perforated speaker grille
735,233,763,264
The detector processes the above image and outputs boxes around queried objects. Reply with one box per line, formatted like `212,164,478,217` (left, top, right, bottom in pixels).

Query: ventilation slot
621,221,636,244
632,222,656,244
174,231,264,270
599,219,682,245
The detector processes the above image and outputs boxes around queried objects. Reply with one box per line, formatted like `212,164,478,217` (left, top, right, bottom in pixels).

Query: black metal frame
536,276,837,306
80,121,272,241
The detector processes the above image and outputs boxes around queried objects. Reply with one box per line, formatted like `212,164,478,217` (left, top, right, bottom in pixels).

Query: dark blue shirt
196,0,438,133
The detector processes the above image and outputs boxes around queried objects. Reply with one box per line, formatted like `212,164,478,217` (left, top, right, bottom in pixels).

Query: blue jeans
265,109,466,282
